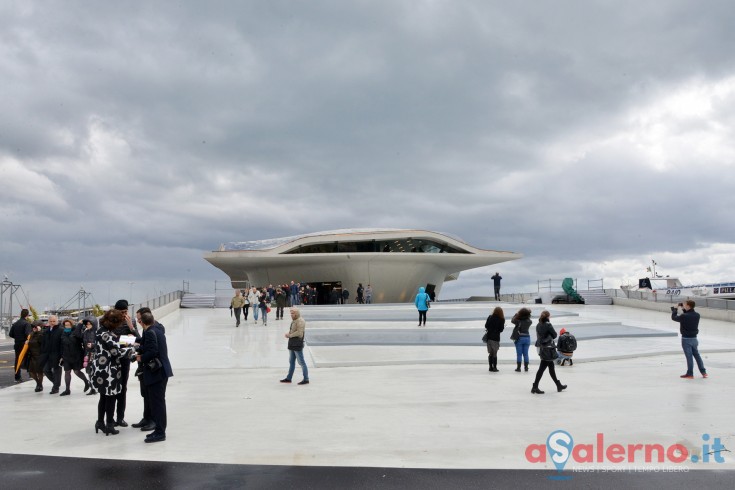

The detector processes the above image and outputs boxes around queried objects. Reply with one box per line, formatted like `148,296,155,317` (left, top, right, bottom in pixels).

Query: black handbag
510,326,520,341
288,336,305,351
146,358,163,372
482,332,488,343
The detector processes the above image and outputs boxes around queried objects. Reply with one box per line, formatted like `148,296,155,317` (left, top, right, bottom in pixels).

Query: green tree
28,304,39,321
92,304,104,317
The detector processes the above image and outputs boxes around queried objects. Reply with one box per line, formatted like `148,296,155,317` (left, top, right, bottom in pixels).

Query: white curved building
204,229,522,303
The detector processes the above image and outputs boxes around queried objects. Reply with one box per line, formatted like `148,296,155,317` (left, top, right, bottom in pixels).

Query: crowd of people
9,300,173,443
229,282,376,327
483,306,573,394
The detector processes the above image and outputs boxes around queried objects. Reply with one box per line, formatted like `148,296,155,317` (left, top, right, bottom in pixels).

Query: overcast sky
2,1,735,309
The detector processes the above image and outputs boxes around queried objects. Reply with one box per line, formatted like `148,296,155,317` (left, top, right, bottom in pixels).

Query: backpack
558,333,577,352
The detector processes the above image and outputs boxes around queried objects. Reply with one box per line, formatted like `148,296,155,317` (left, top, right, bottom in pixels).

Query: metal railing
129,290,184,316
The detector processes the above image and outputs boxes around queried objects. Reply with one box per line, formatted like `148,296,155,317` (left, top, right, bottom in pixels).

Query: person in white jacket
248,287,260,323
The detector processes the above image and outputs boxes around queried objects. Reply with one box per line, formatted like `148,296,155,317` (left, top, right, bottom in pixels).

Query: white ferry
621,262,735,300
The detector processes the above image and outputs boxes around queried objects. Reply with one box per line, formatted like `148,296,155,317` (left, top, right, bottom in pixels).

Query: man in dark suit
137,311,173,443
41,315,63,394
131,307,164,432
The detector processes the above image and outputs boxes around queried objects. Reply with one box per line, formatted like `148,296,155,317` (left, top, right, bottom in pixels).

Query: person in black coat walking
59,319,90,396
41,315,64,394
9,308,32,382
137,311,173,443
531,311,567,394
484,307,505,372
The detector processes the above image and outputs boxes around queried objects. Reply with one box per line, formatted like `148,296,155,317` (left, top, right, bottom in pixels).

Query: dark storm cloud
2,1,735,304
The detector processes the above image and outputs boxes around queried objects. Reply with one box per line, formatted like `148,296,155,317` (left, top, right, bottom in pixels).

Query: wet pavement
1,301,734,488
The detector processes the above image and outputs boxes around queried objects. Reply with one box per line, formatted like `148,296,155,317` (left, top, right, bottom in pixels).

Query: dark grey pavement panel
306,323,676,346
0,454,733,490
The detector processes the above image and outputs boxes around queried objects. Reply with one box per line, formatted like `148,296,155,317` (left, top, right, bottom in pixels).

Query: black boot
531,383,544,394
492,357,499,372
569,359,573,366
524,362,529,372
555,380,567,392
106,423,119,436
95,420,105,434
488,355,492,372
515,362,521,372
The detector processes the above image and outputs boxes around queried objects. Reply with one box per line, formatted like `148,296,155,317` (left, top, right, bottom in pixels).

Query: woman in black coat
531,310,567,394
59,319,90,396
26,320,46,392
484,307,505,372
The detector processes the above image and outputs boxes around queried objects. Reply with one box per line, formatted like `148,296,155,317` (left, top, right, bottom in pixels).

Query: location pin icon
547,430,574,473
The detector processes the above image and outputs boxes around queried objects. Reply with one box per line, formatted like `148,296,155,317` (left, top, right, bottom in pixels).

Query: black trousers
139,375,151,422
115,359,131,420
234,307,242,324
243,304,249,320
43,361,61,389
418,311,427,325
148,377,168,436
276,306,284,319
533,360,560,386
494,286,500,300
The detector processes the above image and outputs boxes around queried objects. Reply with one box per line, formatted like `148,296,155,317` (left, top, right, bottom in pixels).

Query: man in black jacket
671,300,707,379
112,299,140,427
9,309,32,382
41,315,63,393
136,311,173,443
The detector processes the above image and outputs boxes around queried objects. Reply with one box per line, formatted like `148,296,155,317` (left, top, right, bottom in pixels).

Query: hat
560,328,567,335
114,299,129,311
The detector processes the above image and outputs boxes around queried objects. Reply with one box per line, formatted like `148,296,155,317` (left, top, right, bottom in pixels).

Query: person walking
484,307,505,372
275,287,287,320
242,290,250,322
9,308,32,383
26,320,46,392
357,283,364,304
91,309,136,436
511,308,533,372
82,317,98,395
230,289,246,327
41,315,64,394
414,287,431,326
59,319,90,396
258,288,269,326
531,310,566,394
280,308,309,385
365,285,373,304
248,287,260,323
491,272,502,301
137,311,173,443
671,300,707,379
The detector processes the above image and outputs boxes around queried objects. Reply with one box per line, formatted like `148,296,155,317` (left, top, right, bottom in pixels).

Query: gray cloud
2,1,735,306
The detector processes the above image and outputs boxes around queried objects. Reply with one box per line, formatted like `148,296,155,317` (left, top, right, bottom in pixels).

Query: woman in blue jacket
414,287,431,327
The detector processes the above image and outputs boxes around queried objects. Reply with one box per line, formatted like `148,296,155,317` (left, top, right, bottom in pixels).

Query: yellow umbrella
15,334,31,374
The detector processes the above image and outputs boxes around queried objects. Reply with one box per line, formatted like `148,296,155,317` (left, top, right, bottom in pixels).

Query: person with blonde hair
280,308,309,385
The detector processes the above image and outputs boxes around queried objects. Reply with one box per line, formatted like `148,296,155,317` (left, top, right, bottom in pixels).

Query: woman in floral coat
91,309,136,435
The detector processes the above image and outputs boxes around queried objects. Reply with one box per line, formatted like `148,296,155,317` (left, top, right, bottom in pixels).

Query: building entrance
304,281,343,305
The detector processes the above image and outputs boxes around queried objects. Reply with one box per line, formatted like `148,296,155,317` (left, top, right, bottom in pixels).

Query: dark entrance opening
305,281,343,305
425,283,437,302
